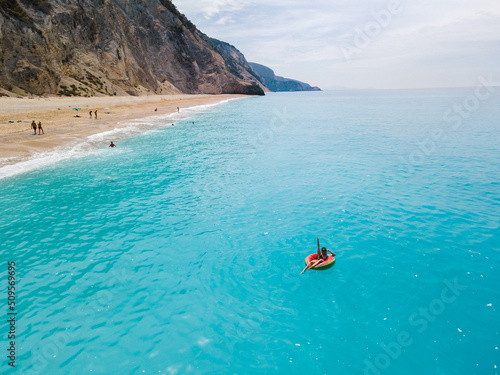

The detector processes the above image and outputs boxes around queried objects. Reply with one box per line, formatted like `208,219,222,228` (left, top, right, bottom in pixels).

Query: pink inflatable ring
304,253,336,270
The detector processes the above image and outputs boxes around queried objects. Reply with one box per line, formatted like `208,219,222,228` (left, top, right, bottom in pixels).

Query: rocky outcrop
249,62,320,92
0,0,264,96
205,37,267,93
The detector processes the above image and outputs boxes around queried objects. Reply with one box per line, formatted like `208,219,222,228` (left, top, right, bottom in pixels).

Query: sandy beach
0,94,245,169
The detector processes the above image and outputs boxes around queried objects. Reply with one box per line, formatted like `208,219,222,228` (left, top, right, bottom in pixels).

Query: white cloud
214,15,234,25
174,0,500,89
176,0,250,19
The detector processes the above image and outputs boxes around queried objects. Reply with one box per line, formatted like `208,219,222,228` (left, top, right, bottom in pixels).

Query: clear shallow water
0,90,499,375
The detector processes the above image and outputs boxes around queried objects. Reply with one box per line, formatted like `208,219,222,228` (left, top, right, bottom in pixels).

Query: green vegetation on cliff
0,0,27,19
0,0,265,96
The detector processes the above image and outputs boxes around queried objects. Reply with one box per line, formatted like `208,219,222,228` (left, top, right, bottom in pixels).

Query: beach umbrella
72,107,81,110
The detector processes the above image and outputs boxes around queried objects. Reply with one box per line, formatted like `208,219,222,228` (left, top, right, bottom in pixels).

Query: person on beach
89,110,93,119
177,107,179,112
31,120,37,135
38,121,44,135
109,141,116,147
154,108,157,112
94,110,98,119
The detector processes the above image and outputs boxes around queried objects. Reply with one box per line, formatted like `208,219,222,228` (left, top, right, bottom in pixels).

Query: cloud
176,0,250,19
174,0,500,89
214,15,235,25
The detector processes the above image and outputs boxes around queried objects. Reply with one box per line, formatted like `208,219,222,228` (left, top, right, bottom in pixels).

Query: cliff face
205,37,267,94
248,62,320,92
0,0,264,96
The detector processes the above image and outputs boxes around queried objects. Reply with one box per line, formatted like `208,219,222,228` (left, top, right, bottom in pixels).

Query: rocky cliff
248,62,320,92
0,0,264,96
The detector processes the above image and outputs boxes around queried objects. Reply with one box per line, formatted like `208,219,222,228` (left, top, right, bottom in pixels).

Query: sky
174,0,500,90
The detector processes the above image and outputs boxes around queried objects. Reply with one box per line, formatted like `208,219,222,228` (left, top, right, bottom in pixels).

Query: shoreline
0,94,246,179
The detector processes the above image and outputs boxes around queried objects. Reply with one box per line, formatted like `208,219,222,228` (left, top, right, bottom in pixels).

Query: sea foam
0,98,238,180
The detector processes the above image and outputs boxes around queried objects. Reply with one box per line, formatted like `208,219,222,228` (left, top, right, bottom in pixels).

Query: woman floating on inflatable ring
302,238,335,273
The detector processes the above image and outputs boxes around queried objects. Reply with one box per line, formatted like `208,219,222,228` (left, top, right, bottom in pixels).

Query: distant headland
0,0,318,98
249,63,321,92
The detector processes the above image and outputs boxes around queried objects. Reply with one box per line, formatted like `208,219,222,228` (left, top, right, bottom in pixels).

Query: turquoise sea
1,89,499,374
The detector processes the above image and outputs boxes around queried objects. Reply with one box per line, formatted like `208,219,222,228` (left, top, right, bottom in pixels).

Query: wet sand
0,94,245,168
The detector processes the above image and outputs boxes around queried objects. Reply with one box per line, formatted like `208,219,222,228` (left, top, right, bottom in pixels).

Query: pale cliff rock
248,62,320,92
0,0,264,96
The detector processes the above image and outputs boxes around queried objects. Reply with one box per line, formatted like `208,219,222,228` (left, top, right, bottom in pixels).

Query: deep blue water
1,90,499,375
